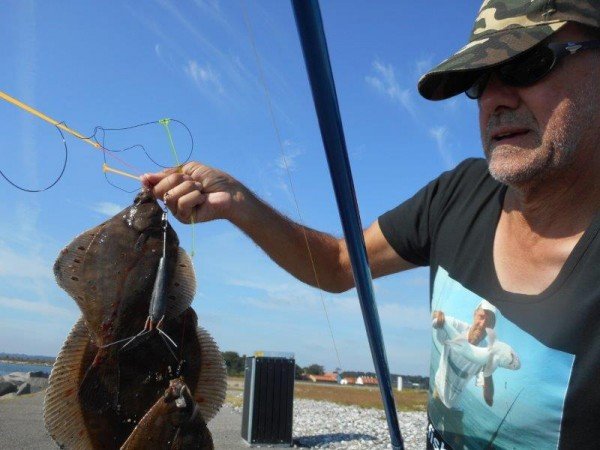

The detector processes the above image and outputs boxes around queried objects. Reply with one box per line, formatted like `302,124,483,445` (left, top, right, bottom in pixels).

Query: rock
0,372,29,385
0,382,17,396
29,371,49,379
0,372,49,395
16,382,31,396
28,377,48,393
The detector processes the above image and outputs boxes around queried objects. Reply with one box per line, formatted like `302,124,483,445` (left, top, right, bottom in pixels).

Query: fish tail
78,348,120,414
175,406,214,449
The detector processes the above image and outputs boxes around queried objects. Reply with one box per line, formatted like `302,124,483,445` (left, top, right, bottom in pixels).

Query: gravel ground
233,399,427,450
0,391,426,449
0,391,248,449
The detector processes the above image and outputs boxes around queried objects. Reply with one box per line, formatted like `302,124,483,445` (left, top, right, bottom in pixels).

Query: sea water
0,362,52,377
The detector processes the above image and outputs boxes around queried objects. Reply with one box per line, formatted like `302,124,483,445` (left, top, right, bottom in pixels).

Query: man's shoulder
443,157,489,183
431,157,497,211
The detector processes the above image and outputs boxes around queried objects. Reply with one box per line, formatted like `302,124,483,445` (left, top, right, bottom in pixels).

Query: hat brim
418,22,568,101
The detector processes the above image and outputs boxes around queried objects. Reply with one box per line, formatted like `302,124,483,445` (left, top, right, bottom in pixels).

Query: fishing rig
0,90,193,193
0,90,197,363
99,200,182,365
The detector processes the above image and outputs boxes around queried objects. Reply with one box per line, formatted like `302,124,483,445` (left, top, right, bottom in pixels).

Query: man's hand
432,310,445,329
141,162,245,224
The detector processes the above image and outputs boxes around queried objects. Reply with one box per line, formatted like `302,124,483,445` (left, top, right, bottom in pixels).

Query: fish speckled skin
45,190,227,450
121,378,214,450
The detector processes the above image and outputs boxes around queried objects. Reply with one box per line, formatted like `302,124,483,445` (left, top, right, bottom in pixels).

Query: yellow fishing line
158,118,196,258
1,89,142,180
102,163,140,181
190,214,196,258
0,90,100,149
159,118,181,167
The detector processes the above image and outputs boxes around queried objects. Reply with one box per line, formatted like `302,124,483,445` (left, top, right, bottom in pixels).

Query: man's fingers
177,190,207,223
141,172,165,188
165,180,202,200
160,179,203,219
150,173,191,199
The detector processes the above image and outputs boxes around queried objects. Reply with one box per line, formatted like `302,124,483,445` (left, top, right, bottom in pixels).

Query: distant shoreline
0,360,53,368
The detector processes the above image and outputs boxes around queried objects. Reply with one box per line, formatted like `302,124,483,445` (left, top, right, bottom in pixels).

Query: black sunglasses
466,39,600,99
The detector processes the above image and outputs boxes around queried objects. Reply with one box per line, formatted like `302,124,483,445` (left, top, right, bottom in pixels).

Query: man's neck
504,152,600,238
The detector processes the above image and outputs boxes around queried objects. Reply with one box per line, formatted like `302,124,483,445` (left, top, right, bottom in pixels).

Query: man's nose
478,73,521,114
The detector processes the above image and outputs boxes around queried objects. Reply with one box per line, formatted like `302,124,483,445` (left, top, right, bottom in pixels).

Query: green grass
224,377,427,412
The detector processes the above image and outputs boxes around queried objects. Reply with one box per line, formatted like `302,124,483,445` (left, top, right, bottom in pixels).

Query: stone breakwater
0,372,49,399
233,398,427,449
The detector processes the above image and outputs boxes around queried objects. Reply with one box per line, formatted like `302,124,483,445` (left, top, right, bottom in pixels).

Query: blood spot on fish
77,246,86,251
71,276,79,281
74,259,81,264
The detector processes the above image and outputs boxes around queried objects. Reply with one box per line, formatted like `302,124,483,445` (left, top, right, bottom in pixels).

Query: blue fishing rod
290,1,404,449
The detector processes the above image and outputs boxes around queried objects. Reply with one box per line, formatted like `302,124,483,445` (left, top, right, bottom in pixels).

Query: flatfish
121,378,214,450
44,190,226,449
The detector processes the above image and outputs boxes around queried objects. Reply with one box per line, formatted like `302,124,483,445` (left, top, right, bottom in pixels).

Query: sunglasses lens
499,45,555,86
466,74,488,99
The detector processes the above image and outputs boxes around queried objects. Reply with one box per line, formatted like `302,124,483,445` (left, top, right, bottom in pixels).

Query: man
430,301,498,450
143,1,600,448
432,301,498,409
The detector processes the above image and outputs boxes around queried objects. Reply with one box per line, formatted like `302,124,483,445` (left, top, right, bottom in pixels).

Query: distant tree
222,351,246,376
304,364,324,375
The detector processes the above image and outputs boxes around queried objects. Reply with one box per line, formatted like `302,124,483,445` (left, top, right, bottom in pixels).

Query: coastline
0,360,53,367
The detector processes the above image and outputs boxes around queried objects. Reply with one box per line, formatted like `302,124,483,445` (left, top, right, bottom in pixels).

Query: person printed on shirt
432,300,498,409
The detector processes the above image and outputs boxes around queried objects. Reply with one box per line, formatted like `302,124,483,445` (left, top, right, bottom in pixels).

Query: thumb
140,172,166,188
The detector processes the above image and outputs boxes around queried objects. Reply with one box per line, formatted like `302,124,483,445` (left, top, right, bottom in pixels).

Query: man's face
473,309,491,330
468,309,493,343
478,24,600,186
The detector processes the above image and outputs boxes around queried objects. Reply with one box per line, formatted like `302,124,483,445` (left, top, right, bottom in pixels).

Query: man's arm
142,162,415,293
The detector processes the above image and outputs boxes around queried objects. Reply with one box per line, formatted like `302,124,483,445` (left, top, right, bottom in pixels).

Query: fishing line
0,89,194,192
159,119,182,167
241,0,343,371
0,123,67,193
86,119,193,169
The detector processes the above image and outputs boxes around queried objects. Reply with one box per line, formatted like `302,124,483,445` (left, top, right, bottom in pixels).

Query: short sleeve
378,158,484,266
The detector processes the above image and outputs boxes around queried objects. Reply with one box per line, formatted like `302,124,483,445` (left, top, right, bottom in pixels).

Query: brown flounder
121,378,214,450
44,190,227,449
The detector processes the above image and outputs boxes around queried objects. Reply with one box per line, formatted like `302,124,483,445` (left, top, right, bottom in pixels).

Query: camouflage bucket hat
418,0,600,101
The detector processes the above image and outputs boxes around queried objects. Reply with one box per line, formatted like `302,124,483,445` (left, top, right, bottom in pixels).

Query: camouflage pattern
419,0,600,100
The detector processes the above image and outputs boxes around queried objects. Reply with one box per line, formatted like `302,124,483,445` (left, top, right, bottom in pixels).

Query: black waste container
241,355,295,446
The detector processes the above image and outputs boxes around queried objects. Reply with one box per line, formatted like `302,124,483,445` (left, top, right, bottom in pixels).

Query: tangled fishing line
0,112,193,193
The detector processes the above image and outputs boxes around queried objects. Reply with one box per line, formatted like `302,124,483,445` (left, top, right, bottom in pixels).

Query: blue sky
0,1,484,376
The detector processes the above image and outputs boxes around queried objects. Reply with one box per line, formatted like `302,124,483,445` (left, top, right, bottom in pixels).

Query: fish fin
44,316,96,450
193,325,227,422
165,248,196,319
78,346,120,414
174,405,215,450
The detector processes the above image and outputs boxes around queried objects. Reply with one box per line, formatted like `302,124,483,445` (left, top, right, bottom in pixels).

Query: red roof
359,376,378,385
309,373,339,382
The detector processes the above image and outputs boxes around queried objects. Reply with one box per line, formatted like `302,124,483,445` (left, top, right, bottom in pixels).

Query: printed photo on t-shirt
427,267,575,450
